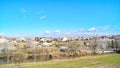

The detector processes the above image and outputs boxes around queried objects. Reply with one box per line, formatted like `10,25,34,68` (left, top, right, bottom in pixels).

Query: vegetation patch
21,54,120,68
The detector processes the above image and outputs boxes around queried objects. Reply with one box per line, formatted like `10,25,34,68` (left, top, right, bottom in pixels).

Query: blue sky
0,0,120,37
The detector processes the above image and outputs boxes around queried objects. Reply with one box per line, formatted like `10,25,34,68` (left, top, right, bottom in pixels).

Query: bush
11,51,28,63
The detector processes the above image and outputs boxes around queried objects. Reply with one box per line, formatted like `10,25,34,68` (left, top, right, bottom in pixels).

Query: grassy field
0,54,120,68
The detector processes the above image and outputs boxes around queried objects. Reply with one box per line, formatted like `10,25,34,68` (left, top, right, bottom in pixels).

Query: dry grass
1,54,119,68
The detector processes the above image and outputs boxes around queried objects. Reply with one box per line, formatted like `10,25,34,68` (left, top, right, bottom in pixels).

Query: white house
0,38,8,43
62,37,69,41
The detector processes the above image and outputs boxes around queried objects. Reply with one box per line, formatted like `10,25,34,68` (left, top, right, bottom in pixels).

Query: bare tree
2,41,10,63
113,39,120,51
109,36,120,52
90,37,99,54
99,38,110,54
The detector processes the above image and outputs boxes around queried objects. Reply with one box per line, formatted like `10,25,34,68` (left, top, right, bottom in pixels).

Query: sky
0,0,120,37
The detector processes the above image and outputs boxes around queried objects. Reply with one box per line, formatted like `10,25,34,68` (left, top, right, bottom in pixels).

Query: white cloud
88,27,96,31
20,8,26,13
85,32,93,35
40,16,46,19
55,30,61,33
99,25,109,30
80,28,84,32
65,32,71,35
45,30,50,34
0,33,4,35
103,26,109,30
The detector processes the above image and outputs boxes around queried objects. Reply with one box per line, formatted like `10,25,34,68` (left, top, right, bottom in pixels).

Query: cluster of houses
0,35,119,53
0,34,120,63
